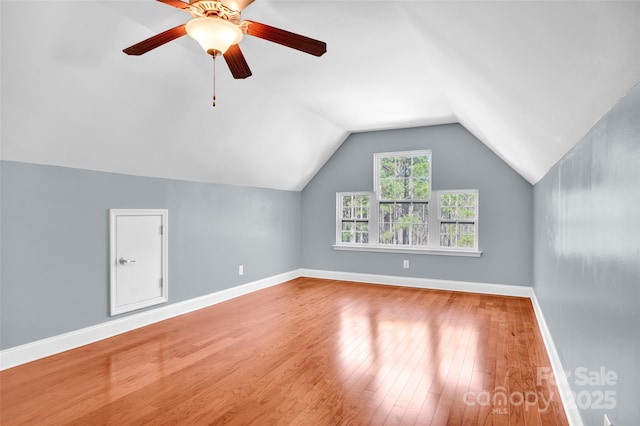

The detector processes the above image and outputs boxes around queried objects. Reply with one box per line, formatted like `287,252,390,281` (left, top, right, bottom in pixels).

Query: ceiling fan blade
220,0,255,12
223,44,252,79
243,20,326,57
123,24,187,56
156,0,191,10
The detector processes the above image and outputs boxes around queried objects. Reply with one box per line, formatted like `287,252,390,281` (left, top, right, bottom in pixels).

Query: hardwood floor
0,278,568,425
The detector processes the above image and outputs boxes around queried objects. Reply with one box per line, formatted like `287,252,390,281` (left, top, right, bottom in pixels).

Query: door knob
119,257,137,265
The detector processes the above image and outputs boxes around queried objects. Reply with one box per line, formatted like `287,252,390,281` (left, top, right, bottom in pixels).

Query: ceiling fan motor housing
188,1,241,23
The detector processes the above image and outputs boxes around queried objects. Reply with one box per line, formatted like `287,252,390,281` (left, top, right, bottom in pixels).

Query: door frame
109,209,168,316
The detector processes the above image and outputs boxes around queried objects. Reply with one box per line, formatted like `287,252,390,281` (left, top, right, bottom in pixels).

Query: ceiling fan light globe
186,17,243,55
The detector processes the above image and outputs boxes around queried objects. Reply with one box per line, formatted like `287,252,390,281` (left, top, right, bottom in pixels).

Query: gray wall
301,124,533,286
533,83,640,425
0,161,301,349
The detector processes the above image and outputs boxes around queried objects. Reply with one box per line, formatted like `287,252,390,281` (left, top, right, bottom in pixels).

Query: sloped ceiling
2,0,640,191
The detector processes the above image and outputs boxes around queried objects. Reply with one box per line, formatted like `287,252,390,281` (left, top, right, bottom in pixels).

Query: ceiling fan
123,0,327,80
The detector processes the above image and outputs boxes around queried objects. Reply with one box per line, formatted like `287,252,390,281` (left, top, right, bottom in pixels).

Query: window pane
439,192,477,220
459,223,475,235
439,193,451,207
388,179,408,200
341,195,352,220
412,203,429,221
439,222,476,248
440,223,457,247
379,222,394,244
356,195,370,207
412,177,430,200
460,207,475,220
458,234,475,248
379,203,393,218
342,222,360,243
394,202,410,220
355,220,369,243
380,157,396,179
439,193,453,217
467,193,477,205
379,201,428,246
399,157,412,177
342,221,358,243
412,154,430,177
441,207,455,220
380,178,396,199
410,224,428,246
458,193,475,207
377,151,431,201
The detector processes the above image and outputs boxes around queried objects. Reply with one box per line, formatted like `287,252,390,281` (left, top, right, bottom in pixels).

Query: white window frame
336,192,377,246
334,150,481,257
374,149,432,203
436,189,479,251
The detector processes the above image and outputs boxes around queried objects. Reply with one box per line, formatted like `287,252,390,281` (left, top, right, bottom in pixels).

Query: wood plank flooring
0,278,568,425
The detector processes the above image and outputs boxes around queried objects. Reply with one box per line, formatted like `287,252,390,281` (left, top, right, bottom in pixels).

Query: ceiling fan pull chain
211,54,216,106
212,54,217,107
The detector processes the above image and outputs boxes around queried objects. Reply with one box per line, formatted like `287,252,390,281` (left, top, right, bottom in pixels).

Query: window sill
333,244,482,257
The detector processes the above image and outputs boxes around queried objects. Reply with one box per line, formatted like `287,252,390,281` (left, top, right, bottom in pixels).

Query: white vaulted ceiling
2,1,640,190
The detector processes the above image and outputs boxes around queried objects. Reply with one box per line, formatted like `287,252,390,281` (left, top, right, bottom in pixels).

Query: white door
110,209,168,315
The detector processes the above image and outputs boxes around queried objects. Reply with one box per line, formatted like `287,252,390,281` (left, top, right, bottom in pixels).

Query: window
337,193,372,244
375,151,431,246
335,150,480,256
437,190,478,250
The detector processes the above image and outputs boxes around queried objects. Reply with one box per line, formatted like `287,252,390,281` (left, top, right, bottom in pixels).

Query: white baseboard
530,293,583,426
0,270,298,371
298,268,535,297
0,266,581,425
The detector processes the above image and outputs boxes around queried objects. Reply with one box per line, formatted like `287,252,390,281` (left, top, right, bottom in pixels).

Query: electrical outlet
238,265,244,276
403,260,409,269
604,414,613,426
